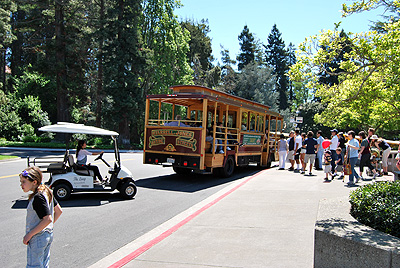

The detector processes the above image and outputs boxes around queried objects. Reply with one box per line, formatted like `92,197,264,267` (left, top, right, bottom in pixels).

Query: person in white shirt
76,140,104,182
294,129,303,171
329,129,339,172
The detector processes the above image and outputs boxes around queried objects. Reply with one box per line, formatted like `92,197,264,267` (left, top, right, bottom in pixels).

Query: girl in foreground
19,166,63,268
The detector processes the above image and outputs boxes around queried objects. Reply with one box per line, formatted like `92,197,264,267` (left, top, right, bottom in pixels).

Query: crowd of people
276,128,398,186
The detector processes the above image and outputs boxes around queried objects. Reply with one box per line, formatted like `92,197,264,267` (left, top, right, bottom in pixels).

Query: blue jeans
349,157,360,183
27,231,53,268
316,150,323,169
330,150,337,171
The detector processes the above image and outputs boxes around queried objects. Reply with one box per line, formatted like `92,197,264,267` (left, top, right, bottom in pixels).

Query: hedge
349,181,400,238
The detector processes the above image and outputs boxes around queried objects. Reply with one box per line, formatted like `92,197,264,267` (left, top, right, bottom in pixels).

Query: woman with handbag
346,131,361,186
358,131,378,180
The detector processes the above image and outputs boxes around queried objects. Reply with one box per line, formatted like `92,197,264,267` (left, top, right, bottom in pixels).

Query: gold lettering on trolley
148,129,197,152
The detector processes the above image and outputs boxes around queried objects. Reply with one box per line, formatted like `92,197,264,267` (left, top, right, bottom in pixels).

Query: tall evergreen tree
103,0,147,144
219,45,237,94
286,42,296,102
234,62,277,108
265,24,289,110
237,25,255,71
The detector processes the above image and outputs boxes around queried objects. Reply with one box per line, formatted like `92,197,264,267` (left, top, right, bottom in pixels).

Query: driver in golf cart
76,140,104,183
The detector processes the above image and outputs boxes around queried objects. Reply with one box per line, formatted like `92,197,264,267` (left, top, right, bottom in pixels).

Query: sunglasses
20,170,34,181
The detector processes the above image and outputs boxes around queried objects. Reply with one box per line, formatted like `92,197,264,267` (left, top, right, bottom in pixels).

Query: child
323,150,334,181
334,148,344,180
19,166,62,268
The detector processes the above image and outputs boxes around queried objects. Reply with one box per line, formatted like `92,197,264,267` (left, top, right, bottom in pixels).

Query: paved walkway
89,164,394,268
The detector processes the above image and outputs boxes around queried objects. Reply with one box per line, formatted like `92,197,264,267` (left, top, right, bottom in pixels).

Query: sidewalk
89,164,393,268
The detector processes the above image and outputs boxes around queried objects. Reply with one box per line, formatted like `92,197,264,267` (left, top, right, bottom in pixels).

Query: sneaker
218,150,224,154
278,168,285,170
347,182,355,186
309,172,312,176
300,170,305,174
339,175,344,180
288,167,294,171
227,147,231,151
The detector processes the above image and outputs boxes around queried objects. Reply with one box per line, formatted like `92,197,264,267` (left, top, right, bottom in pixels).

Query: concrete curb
314,196,400,268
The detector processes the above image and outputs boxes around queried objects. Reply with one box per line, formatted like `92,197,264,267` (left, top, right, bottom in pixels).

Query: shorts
324,165,331,173
304,154,316,164
295,149,301,160
300,148,306,154
287,150,295,161
335,165,343,172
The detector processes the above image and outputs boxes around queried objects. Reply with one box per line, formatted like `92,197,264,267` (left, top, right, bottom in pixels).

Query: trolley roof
146,85,282,119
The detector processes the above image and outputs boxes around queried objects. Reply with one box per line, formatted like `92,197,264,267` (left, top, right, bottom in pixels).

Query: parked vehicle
143,85,283,177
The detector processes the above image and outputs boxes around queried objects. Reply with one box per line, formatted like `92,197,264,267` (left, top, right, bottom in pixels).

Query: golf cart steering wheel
94,152,104,161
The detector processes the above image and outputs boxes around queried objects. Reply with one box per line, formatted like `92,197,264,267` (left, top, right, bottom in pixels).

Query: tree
0,0,16,90
219,45,237,94
286,42,296,102
237,25,256,71
265,24,289,110
289,0,400,134
181,19,213,71
102,0,147,145
234,62,277,108
141,0,193,95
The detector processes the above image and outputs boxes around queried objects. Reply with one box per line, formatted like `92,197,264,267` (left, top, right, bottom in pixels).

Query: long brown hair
21,166,53,202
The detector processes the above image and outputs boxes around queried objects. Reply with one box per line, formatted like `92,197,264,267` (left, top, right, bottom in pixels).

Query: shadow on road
135,166,263,193
11,192,131,209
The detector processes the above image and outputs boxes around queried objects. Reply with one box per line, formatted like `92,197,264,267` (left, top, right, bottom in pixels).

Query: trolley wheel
221,156,235,178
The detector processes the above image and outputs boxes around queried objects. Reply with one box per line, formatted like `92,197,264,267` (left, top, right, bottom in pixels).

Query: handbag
344,162,352,175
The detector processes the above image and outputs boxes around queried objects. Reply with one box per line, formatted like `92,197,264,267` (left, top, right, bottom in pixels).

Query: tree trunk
55,0,69,123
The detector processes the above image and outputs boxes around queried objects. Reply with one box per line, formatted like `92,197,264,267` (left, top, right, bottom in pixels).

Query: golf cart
28,122,137,201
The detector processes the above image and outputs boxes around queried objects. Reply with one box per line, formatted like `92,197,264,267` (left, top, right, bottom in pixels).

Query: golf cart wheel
120,181,137,199
53,183,71,201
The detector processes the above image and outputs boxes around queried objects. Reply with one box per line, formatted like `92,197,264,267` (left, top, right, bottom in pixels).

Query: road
0,149,260,268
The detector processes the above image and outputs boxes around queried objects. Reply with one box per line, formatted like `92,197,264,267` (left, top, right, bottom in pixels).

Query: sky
175,0,387,65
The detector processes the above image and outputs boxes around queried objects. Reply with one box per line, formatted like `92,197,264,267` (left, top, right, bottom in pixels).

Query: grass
0,155,19,160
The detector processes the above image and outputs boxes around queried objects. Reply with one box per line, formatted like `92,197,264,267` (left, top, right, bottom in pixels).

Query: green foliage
0,90,50,140
233,62,278,108
0,0,16,48
289,0,400,133
181,19,213,71
13,68,57,122
265,24,289,110
237,25,256,71
349,181,400,238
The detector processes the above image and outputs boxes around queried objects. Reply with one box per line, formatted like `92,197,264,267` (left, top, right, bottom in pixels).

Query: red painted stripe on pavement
108,169,268,268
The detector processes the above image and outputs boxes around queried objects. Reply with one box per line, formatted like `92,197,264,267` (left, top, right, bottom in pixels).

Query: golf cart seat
68,155,94,177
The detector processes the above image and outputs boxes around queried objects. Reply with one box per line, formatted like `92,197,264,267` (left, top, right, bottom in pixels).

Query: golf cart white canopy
39,122,119,136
